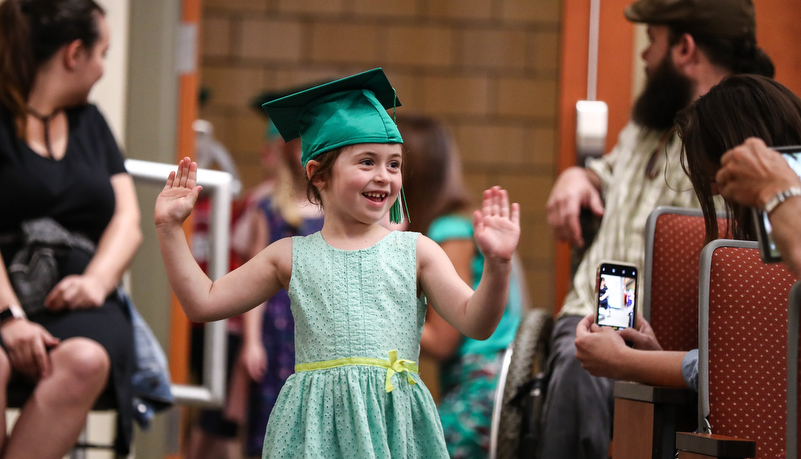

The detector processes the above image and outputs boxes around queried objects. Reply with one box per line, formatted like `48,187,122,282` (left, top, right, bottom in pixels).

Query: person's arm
0,250,60,379
717,138,801,277
768,196,801,277
419,238,473,361
248,206,269,260
545,166,604,247
155,158,289,322
574,314,687,388
239,204,271,380
240,304,267,381
45,173,143,310
418,187,520,340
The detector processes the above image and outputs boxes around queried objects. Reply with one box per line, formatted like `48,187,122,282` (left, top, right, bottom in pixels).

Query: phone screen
754,146,801,263
595,262,637,330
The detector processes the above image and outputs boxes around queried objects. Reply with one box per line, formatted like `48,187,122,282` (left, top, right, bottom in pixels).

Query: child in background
396,114,526,458
187,92,285,459
240,119,324,456
155,68,520,457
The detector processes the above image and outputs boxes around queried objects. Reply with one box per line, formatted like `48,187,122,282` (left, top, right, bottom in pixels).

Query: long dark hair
395,114,471,234
668,28,775,79
676,75,801,242
0,0,104,135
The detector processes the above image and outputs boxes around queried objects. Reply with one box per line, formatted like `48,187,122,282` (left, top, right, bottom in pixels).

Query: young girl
155,68,520,457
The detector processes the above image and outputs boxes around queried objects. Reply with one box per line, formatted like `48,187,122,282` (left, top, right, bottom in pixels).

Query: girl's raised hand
473,186,520,262
155,157,203,228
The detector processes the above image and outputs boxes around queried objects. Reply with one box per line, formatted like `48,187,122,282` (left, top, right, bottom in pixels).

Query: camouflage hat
624,0,756,40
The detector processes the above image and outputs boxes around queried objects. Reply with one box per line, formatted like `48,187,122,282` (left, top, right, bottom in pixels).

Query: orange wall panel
755,1,801,96
555,0,633,312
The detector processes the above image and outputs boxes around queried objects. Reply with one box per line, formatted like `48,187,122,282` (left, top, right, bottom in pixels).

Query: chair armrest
675,432,756,458
613,381,697,459
614,380,696,405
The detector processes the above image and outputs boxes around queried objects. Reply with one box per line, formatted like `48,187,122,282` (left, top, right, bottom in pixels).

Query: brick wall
199,0,562,312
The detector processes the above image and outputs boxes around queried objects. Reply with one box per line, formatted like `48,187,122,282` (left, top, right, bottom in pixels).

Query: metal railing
126,158,232,407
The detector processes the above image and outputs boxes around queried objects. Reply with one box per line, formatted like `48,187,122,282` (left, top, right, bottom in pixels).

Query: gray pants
538,314,614,459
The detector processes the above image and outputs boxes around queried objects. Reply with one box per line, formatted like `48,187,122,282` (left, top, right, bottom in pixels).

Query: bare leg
4,338,109,459
187,360,249,459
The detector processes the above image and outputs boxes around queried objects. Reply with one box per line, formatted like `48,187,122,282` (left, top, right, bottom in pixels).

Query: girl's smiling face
318,142,403,224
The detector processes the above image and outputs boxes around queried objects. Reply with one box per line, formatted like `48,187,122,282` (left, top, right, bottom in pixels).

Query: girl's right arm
155,158,291,322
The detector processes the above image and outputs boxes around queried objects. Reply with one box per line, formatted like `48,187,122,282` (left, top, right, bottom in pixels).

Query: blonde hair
270,154,304,228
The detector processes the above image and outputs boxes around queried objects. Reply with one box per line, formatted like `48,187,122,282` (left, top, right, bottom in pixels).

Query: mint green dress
261,231,448,458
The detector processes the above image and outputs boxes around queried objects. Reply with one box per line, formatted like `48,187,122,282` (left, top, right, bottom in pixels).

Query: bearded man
540,0,774,457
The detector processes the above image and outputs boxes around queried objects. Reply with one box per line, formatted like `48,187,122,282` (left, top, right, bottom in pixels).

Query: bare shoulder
252,237,294,285
415,234,437,258
416,234,449,269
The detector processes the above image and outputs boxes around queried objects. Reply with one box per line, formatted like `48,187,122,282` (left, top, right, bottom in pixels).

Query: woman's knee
51,338,110,387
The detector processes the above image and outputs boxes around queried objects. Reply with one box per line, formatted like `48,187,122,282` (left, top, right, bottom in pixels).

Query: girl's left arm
45,173,142,310
419,187,520,340
419,238,473,361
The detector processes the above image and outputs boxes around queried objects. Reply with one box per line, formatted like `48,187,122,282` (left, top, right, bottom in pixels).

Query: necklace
26,106,63,158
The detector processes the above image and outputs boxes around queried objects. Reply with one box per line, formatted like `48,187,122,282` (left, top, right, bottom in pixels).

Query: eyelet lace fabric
261,231,448,458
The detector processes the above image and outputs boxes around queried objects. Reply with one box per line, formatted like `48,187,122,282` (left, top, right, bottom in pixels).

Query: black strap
26,107,63,158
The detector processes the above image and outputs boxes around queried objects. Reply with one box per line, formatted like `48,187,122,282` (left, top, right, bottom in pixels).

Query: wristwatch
0,305,23,326
764,187,801,215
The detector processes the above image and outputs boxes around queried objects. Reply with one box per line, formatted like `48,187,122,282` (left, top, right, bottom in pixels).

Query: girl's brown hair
305,147,344,206
0,0,104,136
676,74,801,242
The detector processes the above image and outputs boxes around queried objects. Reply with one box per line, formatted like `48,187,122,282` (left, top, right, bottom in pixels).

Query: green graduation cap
261,68,409,223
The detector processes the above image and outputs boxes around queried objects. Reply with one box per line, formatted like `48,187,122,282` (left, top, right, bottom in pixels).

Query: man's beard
631,54,694,130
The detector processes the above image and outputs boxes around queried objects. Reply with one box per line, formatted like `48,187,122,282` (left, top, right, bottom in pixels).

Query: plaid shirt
559,122,700,317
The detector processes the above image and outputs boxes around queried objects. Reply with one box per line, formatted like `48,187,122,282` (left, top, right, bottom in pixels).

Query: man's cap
251,82,330,141
249,80,331,117
250,90,286,117
261,68,403,167
624,0,756,40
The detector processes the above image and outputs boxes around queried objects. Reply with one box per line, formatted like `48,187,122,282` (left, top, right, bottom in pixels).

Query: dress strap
294,350,418,393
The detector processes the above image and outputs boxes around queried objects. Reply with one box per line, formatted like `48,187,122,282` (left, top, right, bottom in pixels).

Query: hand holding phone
595,261,637,330
752,146,801,263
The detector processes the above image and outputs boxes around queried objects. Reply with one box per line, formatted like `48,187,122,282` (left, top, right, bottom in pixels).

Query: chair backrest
698,240,796,458
786,281,801,459
643,206,727,352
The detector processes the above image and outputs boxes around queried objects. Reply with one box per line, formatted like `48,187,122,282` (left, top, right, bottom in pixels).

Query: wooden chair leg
613,381,696,459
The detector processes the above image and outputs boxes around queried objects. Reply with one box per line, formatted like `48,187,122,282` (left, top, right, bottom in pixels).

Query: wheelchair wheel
489,308,553,459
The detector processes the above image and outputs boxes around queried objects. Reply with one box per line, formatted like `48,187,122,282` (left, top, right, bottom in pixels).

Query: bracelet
764,187,801,215
0,304,24,326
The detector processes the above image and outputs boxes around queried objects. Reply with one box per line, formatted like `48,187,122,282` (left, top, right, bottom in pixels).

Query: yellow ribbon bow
385,350,418,393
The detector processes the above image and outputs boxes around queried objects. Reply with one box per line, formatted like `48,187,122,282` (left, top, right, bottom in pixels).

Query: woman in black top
0,1,141,457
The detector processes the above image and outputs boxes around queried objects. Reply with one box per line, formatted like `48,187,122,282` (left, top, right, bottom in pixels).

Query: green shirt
428,215,523,357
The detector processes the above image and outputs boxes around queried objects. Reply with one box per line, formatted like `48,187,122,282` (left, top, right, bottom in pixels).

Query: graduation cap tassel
389,187,411,225
388,86,410,225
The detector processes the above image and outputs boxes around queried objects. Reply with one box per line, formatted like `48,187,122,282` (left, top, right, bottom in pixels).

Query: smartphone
595,261,638,330
752,146,801,263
